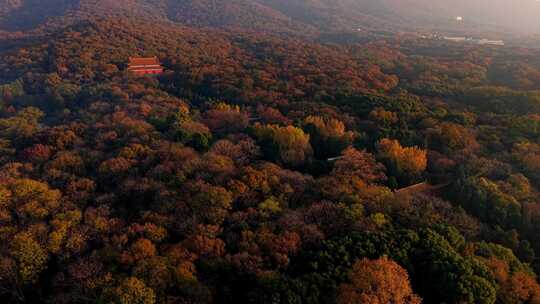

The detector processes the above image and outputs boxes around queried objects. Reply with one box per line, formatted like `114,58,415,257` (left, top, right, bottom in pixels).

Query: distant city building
127,57,164,76
443,36,467,42
477,39,505,46
442,36,505,46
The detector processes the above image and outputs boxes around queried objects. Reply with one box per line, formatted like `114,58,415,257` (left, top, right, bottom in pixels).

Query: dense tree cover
0,18,540,304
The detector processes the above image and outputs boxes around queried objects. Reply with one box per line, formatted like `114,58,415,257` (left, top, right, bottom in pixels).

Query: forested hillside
0,0,396,33
1,17,540,303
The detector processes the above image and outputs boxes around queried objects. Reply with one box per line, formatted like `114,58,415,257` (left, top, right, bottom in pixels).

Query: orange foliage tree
337,257,422,304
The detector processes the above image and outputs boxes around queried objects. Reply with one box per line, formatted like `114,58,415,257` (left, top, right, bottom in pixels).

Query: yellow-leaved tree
377,138,427,184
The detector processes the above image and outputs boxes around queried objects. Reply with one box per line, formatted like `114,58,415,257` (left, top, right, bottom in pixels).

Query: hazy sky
393,0,540,33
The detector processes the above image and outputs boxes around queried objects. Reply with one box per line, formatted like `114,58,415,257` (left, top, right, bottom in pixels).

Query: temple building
127,57,164,76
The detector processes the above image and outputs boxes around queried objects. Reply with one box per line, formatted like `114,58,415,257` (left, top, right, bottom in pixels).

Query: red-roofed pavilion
127,57,164,76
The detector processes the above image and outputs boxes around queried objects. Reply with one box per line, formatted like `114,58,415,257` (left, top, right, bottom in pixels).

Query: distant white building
477,39,505,46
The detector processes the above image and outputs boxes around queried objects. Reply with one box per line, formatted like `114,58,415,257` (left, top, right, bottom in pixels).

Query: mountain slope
1,0,540,34
0,0,77,30
165,0,315,33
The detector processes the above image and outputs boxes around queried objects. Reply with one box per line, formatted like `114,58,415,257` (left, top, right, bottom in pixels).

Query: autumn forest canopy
2,1,540,304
